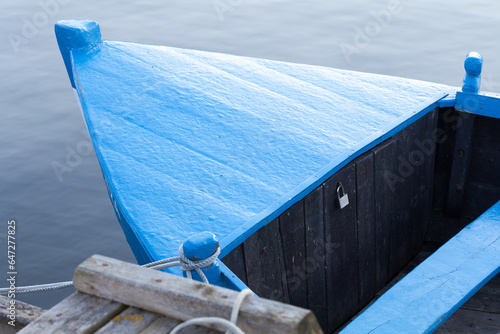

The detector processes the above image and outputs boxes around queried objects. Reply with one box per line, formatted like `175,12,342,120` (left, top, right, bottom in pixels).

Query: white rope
0,243,220,295
170,289,253,334
0,281,74,295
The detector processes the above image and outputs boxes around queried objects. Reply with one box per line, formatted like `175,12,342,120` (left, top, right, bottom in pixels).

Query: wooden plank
18,292,126,334
324,163,358,333
461,273,500,314
95,307,159,333
73,255,323,334
304,186,327,331
433,107,457,211
467,115,500,187
371,139,396,291
434,309,500,333
406,120,422,259
221,244,248,285
339,200,500,334
279,201,307,308
420,109,438,249
244,219,289,303
354,152,376,308
461,182,500,219
140,315,220,333
389,129,412,279
445,113,475,217
0,296,45,334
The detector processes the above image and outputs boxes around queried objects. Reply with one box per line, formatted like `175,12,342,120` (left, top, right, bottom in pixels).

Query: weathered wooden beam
0,296,45,334
18,292,126,334
73,255,323,334
445,113,475,217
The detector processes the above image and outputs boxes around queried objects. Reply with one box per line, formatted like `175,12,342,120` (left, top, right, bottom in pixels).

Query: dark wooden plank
406,110,438,258
434,309,500,333
304,186,327,331
372,139,396,291
389,128,412,279
462,273,500,314
420,109,439,249
354,152,376,308
324,163,358,333
243,219,288,303
433,107,458,211
462,182,500,219
406,120,423,260
467,115,500,187
279,201,307,308
221,244,248,285
445,112,475,218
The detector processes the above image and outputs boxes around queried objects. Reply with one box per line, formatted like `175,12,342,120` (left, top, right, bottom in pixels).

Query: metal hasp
456,52,500,119
182,231,222,283
336,182,349,209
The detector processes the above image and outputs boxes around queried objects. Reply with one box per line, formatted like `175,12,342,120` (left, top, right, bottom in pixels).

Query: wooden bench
340,200,500,334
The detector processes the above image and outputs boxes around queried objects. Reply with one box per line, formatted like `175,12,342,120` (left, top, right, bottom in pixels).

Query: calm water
1,0,500,309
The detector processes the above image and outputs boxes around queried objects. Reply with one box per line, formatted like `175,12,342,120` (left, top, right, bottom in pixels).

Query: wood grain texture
420,109,438,250
324,163,358,333
389,129,412,279
18,292,126,334
432,107,458,211
279,201,307,308
434,309,500,333
95,307,159,334
221,244,248,285
354,152,376,308
244,219,289,303
446,112,475,217
140,315,221,333
0,296,45,334
304,186,327,332
73,255,322,334
372,139,396,291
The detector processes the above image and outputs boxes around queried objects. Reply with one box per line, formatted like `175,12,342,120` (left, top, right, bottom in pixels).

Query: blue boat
55,20,500,333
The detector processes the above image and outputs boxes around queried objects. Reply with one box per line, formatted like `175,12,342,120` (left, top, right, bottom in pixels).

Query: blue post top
462,51,483,93
55,20,102,88
183,231,219,261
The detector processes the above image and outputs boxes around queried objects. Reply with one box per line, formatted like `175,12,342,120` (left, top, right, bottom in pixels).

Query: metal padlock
336,182,349,209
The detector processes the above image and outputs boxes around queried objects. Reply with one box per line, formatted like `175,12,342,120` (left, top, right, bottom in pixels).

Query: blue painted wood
455,91,500,119
183,231,219,261
462,52,483,93
54,20,101,88
55,20,454,285
340,200,500,334
455,51,500,119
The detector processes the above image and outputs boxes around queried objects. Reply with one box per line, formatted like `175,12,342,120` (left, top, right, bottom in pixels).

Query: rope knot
178,243,221,283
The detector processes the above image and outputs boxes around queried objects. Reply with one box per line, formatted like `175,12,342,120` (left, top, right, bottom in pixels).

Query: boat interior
221,106,500,333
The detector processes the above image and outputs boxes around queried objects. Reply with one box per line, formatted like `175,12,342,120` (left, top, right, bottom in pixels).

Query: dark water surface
2,0,500,308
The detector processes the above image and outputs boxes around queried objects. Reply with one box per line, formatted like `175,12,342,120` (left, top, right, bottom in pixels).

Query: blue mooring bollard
182,231,221,283
462,51,483,93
